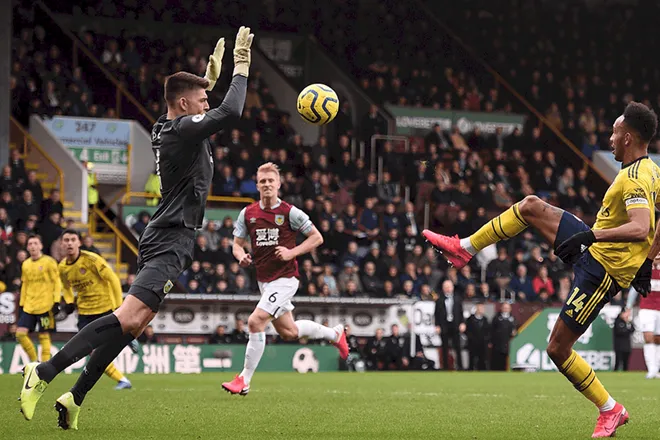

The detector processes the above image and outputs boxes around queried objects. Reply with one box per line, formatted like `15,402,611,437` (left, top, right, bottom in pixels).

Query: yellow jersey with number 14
590,157,660,288
59,250,123,316
20,255,62,315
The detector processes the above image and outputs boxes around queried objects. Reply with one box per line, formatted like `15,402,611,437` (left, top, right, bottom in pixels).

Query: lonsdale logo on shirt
163,280,173,294
510,308,615,371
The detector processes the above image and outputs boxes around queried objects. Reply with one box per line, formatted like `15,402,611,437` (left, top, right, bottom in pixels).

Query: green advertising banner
510,308,615,371
385,105,526,136
69,147,129,165
0,343,339,375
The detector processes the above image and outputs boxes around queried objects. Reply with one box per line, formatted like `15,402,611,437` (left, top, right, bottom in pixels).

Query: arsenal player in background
222,162,349,395
627,257,660,379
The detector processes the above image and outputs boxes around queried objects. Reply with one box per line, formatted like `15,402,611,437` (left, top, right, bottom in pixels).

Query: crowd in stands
0,147,66,293
13,0,655,310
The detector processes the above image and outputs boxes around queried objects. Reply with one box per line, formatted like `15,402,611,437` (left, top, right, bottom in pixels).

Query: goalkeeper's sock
38,333,52,361
16,331,38,362
644,343,657,375
104,362,125,383
464,203,528,254
295,320,339,342
559,350,612,410
37,314,124,383
239,332,265,385
71,334,134,406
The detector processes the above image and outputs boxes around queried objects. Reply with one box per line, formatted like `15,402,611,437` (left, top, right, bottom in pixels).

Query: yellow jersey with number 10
20,255,62,315
590,157,660,288
59,250,123,316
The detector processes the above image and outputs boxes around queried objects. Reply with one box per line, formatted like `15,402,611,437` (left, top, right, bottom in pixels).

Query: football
296,83,339,125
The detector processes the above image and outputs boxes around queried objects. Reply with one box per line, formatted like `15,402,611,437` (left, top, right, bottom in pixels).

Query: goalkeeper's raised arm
168,26,254,143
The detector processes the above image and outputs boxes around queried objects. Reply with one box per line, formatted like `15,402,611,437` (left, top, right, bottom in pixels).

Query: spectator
230,320,248,344
613,309,634,372
532,266,555,299
490,303,517,371
138,325,157,344
466,302,490,371
510,264,535,302
385,324,406,370
81,235,100,255
434,280,466,370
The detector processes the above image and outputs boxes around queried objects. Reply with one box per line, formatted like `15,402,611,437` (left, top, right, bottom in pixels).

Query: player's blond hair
257,162,281,178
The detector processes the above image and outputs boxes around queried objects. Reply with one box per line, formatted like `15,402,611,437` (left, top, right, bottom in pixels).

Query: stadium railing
89,206,138,276
35,1,157,128
10,116,64,203
120,192,255,206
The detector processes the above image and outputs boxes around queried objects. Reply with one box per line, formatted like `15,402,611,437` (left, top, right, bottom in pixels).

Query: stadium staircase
10,117,129,278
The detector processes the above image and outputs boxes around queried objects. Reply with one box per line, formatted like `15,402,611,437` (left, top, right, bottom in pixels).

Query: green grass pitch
0,372,658,439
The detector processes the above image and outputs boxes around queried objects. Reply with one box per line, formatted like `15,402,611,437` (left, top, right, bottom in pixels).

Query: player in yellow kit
16,235,69,362
424,102,659,438
58,229,133,391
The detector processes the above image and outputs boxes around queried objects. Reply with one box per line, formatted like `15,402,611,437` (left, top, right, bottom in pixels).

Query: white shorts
256,277,299,320
638,308,660,335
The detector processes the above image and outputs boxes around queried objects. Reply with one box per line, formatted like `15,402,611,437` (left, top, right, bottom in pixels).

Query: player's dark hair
623,101,658,143
164,72,210,105
26,233,42,243
60,229,81,240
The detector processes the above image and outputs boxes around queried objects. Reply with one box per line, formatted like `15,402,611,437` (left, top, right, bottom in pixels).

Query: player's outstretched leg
294,320,349,359
38,333,52,362
423,195,564,268
20,296,152,420
547,319,628,438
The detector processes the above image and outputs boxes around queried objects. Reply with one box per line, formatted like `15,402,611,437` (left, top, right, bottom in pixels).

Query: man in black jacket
466,302,490,371
385,324,406,370
490,302,517,371
613,309,635,371
435,279,466,370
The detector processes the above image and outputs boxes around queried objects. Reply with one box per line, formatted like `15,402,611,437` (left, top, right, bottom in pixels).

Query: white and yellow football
296,83,339,125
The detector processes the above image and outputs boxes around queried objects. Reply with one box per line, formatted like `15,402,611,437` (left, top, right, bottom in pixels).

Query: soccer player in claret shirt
222,163,349,395
424,102,660,438
18,26,252,430
627,263,660,379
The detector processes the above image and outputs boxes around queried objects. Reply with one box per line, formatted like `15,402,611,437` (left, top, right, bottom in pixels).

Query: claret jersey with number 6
233,199,313,282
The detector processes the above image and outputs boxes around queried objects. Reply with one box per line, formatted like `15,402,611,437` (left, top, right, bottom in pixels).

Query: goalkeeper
19,26,252,431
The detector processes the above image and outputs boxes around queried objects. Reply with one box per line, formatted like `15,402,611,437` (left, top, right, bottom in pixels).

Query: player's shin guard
239,332,265,385
37,314,124,383
295,320,339,341
38,333,52,361
559,350,613,410
16,331,38,362
467,203,528,253
643,343,657,376
71,334,134,406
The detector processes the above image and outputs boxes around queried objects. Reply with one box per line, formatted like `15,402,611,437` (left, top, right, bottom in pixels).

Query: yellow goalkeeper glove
233,26,254,78
204,37,225,91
